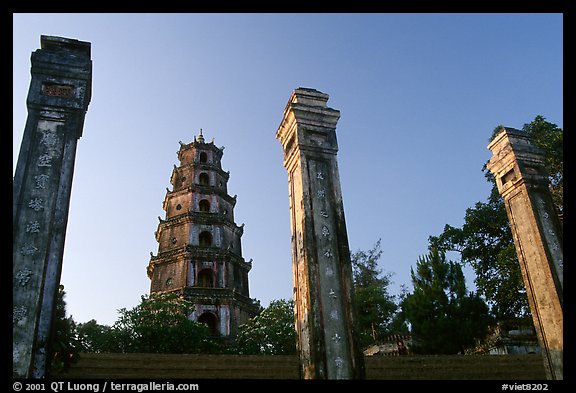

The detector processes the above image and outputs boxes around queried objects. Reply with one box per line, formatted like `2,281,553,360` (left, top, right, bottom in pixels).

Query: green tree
402,248,492,354
388,284,411,334
429,115,563,319
519,115,563,214
351,239,398,347
76,319,117,353
105,293,217,353
233,299,297,355
428,188,527,319
47,285,80,376
232,241,400,354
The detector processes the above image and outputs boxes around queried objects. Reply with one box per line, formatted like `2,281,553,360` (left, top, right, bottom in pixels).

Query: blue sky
13,13,563,326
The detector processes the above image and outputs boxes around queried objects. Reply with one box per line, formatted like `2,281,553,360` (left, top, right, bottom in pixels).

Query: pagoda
147,130,258,339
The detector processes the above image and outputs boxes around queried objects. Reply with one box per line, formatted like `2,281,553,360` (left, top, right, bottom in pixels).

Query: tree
232,241,400,354
402,248,492,354
519,115,563,215
388,284,412,334
47,285,80,376
233,299,297,355
116,292,219,353
429,115,562,319
428,187,528,319
75,319,117,353
350,239,398,347
78,293,218,354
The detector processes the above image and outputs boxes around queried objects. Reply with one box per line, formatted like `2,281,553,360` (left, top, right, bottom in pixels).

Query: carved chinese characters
13,120,63,368
42,83,74,98
309,160,352,377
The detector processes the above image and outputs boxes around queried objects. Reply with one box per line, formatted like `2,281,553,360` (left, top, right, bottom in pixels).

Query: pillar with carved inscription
487,127,563,380
13,35,92,378
276,88,365,379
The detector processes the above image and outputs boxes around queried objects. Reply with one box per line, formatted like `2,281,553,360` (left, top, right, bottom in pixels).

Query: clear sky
13,13,563,326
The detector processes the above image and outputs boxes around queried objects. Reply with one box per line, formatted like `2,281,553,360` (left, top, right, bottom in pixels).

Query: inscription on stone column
28,198,45,211
34,174,50,189
42,84,74,98
13,119,65,376
534,194,563,286
16,269,33,286
38,154,53,167
13,306,28,324
20,244,39,256
309,159,352,379
26,221,41,233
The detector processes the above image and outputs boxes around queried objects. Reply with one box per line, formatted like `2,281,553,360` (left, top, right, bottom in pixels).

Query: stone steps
56,353,547,380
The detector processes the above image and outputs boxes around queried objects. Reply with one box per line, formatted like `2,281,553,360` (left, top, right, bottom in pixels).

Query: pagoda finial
198,128,205,143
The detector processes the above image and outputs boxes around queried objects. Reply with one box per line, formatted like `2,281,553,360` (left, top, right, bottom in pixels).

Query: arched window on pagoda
199,199,210,213
199,172,209,186
198,312,219,336
197,269,214,288
199,231,213,247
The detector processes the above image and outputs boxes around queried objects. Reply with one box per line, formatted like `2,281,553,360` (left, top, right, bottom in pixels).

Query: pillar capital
276,88,341,173
487,127,549,199
28,35,92,129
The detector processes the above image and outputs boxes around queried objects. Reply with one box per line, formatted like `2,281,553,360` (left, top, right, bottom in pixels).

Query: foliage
114,293,218,353
231,240,400,354
350,239,399,347
233,299,297,355
77,293,218,354
521,115,563,214
388,284,412,334
75,319,117,353
47,285,81,376
428,190,529,319
401,248,493,354
429,115,562,319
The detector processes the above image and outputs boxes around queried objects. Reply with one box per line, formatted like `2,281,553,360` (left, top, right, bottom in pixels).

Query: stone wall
56,353,546,380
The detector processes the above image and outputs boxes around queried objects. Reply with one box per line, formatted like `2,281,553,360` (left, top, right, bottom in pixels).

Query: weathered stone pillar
276,88,365,379
487,127,563,380
13,35,92,378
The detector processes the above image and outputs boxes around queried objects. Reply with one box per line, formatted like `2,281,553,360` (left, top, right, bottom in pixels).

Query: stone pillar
13,35,92,378
276,88,365,379
487,127,563,380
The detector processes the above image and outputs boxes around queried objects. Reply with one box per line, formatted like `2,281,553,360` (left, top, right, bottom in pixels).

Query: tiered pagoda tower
147,130,258,339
